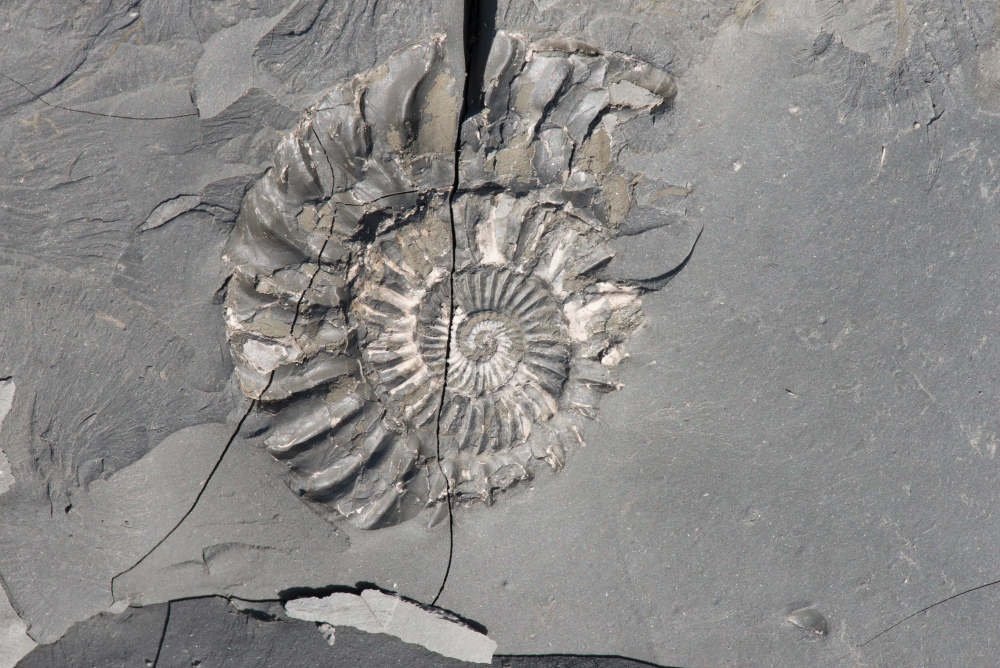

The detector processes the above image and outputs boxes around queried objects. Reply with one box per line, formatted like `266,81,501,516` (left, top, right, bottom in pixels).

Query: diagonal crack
108,183,424,599
821,577,1000,667
109,375,273,599
106,0,484,610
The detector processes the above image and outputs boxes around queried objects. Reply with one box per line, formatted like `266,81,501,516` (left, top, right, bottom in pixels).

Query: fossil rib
223,32,677,528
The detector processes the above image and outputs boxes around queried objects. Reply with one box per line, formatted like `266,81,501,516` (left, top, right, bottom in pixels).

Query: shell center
458,312,518,364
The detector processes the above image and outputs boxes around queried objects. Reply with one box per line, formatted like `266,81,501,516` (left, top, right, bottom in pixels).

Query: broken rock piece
284,590,497,664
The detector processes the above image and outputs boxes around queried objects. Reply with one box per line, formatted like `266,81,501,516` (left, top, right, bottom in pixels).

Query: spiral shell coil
223,32,676,528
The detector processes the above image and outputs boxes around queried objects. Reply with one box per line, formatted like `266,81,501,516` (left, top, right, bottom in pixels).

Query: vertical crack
429,197,456,607
462,0,496,118
431,0,481,608
151,600,171,668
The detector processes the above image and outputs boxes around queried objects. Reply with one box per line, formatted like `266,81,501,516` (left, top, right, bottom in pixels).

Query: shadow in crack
496,657,682,668
277,581,489,635
463,0,499,118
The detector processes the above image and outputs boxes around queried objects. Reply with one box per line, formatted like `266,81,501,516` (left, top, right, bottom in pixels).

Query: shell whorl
223,32,676,528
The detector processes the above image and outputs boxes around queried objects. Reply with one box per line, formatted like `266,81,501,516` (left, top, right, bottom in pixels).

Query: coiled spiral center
451,310,526,394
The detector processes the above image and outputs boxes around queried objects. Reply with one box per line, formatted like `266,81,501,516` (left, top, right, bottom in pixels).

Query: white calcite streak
285,591,497,664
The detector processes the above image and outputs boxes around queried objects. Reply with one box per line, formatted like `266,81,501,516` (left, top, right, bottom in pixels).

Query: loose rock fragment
285,590,498,664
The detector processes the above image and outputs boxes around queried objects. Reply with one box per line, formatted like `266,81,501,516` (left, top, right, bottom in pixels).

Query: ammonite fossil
222,32,677,528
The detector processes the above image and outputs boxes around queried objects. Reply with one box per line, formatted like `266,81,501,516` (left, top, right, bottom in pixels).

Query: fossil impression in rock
223,32,678,528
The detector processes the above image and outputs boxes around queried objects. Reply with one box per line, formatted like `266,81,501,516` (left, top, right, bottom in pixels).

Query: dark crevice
150,600,171,668
629,225,703,292
857,579,1000,645
463,0,497,117
356,189,421,206
310,124,339,185
429,0,485,608
289,208,338,336
0,70,199,121
428,453,454,608
276,582,374,601
211,273,233,305
109,375,272,598
275,582,490,635
495,654,682,668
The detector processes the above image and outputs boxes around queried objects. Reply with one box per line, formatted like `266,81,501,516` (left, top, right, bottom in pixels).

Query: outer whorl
223,32,676,528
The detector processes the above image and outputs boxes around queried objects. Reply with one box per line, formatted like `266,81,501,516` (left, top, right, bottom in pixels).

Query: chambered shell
223,32,676,528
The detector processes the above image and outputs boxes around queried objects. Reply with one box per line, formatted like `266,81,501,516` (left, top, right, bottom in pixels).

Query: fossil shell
223,32,677,528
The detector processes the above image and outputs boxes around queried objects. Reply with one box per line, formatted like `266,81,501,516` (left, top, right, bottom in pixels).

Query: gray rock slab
605,217,703,284
434,1,1000,665
0,424,232,643
5,0,1000,666
193,13,290,119
14,604,167,668
108,427,447,609
256,0,462,110
0,0,452,647
0,261,235,512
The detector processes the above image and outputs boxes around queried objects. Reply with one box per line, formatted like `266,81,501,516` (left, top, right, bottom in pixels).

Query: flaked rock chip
223,32,678,528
